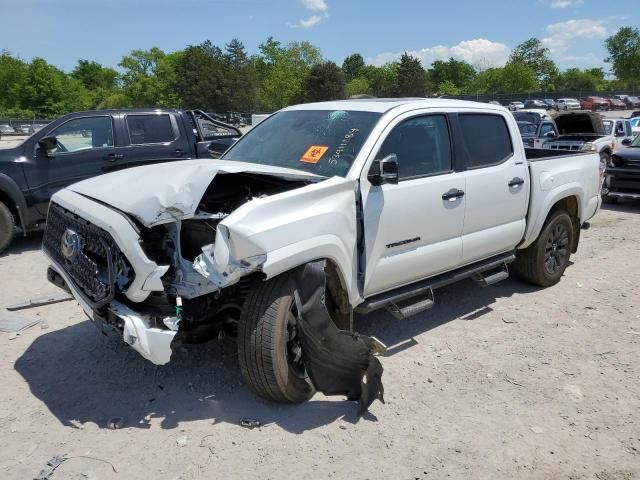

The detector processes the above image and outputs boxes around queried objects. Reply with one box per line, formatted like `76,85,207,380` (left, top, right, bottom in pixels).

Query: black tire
238,274,314,403
0,201,16,254
514,209,573,287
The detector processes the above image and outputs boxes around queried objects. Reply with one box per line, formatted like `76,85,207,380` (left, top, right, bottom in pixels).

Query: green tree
555,68,608,91
396,52,427,96
175,41,229,111
360,63,399,97
605,27,640,92
429,57,476,90
17,58,90,117
466,63,538,94
508,38,558,89
255,37,322,110
437,80,461,96
0,52,28,114
71,60,119,109
346,77,371,97
119,47,181,107
342,53,365,80
303,61,346,101
224,39,257,111
71,60,118,91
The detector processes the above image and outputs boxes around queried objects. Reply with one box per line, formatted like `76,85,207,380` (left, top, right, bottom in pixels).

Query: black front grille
43,203,133,305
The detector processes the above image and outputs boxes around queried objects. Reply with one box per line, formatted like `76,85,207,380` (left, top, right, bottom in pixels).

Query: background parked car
542,99,558,110
513,110,558,148
508,101,525,111
556,98,581,110
524,99,547,109
605,98,627,110
602,118,635,150
630,117,640,137
625,96,640,108
487,100,502,106
580,96,608,111
630,111,640,119
0,124,16,134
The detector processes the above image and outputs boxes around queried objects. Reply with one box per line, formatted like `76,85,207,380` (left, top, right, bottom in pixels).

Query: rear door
361,110,466,297
116,113,188,167
456,112,529,264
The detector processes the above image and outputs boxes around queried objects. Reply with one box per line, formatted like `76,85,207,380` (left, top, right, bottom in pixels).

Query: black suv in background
0,109,241,253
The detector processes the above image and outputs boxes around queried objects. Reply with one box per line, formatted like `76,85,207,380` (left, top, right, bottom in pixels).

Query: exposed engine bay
123,172,315,345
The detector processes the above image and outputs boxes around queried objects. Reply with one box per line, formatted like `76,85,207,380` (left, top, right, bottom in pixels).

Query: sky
1,0,637,74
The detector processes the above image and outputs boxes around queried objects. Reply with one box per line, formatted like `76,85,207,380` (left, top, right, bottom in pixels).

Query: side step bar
355,252,516,317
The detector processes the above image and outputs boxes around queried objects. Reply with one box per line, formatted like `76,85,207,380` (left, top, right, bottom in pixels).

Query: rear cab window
126,114,177,144
458,114,514,169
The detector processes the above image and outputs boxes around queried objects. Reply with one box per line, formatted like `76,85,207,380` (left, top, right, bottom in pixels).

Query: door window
49,116,113,153
625,121,633,137
458,114,513,169
539,123,556,137
377,115,452,180
126,114,176,144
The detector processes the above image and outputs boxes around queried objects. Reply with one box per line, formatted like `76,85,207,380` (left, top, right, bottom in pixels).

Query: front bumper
47,262,176,365
603,168,640,199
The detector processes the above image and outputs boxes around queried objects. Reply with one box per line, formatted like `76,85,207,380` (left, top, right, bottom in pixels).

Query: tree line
1,27,639,119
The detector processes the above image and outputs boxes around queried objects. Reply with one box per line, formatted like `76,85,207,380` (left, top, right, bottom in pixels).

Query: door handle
509,177,525,187
103,153,124,162
442,188,465,200
173,148,183,156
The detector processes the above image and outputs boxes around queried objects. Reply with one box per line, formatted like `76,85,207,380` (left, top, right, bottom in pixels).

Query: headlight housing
581,143,597,152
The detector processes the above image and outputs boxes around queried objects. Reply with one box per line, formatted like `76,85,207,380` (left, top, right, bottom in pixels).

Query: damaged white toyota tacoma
44,99,601,409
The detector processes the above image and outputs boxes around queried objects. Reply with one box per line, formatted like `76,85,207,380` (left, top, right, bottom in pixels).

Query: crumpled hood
66,159,320,226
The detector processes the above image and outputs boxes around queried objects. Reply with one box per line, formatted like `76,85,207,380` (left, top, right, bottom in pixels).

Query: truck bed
524,148,593,161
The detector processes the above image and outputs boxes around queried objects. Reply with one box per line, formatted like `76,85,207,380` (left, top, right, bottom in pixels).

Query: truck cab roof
283,98,506,114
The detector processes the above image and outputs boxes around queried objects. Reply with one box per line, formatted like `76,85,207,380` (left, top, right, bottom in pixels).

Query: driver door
360,111,466,297
32,115,118,213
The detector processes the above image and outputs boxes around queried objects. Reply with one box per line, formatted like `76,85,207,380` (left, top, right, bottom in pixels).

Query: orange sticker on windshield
300,145,329,164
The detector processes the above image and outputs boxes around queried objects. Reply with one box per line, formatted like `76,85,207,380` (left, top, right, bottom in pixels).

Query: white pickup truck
44,99,601,406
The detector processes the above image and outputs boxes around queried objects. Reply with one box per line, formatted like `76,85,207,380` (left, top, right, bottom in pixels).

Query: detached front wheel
514,209,573,287
238,274,314,403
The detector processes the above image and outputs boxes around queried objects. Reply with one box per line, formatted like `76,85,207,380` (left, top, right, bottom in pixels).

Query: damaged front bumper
47,261,177,365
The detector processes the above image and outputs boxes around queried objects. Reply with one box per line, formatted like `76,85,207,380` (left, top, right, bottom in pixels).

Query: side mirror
38,136,58,154
621,138,632,146
368,154,399,186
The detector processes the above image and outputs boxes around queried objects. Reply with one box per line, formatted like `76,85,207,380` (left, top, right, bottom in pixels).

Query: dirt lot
1,210,639,480
1,202,639,480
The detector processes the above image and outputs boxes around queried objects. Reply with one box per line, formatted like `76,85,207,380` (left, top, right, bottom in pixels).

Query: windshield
221,110,381,177
517,123,537,136
514,112,542,125
633,134,640,147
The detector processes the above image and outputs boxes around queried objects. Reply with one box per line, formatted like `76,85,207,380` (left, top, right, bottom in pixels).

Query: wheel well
0,190,20,228
549,195,580,253
324,259,352,331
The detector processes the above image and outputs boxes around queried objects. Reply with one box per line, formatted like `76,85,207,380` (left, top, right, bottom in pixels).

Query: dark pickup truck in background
0,108,241,253
602,133,640,203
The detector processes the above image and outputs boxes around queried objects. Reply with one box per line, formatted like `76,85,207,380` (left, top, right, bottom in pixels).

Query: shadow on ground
14,277,538,433
600,199,640,214
1,232,43,257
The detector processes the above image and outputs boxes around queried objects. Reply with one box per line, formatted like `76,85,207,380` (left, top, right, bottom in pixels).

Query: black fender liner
292,261,386,413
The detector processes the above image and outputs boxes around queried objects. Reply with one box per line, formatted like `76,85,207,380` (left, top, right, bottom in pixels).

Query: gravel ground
0,201,639,480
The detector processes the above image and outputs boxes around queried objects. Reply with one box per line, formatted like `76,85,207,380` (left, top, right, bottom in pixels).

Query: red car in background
580,96,609,110
605,98,627,110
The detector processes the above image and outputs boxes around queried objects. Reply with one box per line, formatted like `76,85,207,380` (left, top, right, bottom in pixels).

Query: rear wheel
514,210,573,287
238,274,314,403
0,201,15,254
